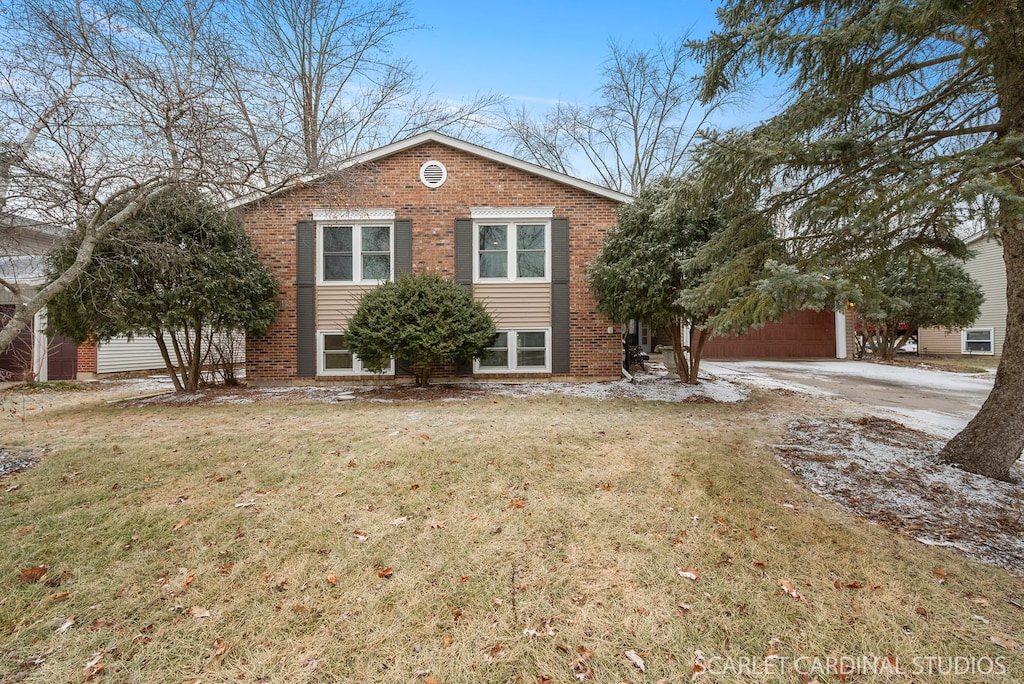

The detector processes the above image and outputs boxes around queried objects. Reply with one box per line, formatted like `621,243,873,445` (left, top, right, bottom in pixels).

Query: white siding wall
97,333,245,374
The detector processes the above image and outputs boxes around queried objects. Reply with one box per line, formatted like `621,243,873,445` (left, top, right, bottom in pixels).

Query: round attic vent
419,160,448,188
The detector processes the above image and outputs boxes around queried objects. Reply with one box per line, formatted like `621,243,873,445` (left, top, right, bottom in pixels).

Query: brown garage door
0,304,33,381
702,309,836,359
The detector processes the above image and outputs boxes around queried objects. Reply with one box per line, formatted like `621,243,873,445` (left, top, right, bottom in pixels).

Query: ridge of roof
226,131,633,209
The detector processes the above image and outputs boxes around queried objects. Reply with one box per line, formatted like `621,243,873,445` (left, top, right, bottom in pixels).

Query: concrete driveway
702,360,995,437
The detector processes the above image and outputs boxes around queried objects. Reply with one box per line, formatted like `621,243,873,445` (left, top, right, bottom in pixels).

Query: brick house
235,132,631,385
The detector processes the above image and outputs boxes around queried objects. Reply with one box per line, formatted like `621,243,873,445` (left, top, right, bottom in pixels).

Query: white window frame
475,328,551,374
314,209,395,285
317,331,394,376
961,327,994,355
471,207,553,283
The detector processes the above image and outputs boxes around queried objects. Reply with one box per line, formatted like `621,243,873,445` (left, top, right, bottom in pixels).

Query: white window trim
961,327,995,355
317,331,394,376
475,328,551,374
472,219,552,283
316,221,395,285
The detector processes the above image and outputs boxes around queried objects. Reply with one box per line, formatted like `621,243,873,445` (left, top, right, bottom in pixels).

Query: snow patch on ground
776,416,1024,575
124,369,749,406
722,360,994,394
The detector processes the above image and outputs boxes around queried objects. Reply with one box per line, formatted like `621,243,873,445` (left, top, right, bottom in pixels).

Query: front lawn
1,387,1020,682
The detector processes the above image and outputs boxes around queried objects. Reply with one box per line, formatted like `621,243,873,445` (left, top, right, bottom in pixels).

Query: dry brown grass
0,387,1021,683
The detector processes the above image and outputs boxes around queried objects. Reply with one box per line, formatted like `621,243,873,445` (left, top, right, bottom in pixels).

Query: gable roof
228,131,633,209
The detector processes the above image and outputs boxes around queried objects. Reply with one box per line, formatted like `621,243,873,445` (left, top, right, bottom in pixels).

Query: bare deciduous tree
236,0,501,175
0,0,237,355
503,39,727,193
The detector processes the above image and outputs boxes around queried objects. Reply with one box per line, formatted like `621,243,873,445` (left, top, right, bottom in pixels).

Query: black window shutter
296,220,316,378
454,218,472,289
551,218,570,374
395,219,412,277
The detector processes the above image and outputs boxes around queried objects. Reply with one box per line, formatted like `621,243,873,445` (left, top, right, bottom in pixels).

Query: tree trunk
154,332,184,393
938,225,1024,480
670,319,687,380
939,27,1024,480
688,326,710,385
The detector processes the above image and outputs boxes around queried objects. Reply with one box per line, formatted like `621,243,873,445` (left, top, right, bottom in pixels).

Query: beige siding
474,283,551,327
317,285,375,329
919,236,1006,356
918,329,962,356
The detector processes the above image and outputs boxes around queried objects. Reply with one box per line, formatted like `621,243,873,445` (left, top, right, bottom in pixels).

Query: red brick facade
76,337,98,377
241,136,624,384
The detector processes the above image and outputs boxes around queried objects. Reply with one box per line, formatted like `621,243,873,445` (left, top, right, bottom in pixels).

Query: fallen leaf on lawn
353,530,369,541
188,606,211,618
211,639,228,657
991,635,1018,650
537,676,554,684
83,652,104,680
410,483,420,490
569,645,595,681
326,574,339,586
184,574,195,589
234,499,255,508
51,592,71,601
973,614,990,624
692,650,708,681
507,498,526,509
934,567,947,580
378,567,394,579
391,516,409,527
777,579,808,604
428,520,445,529
677,567,700,581
442,634,453,647
172,516,190,531
915,607,928,618
420,434,430,440
82,651,104,679
55,615,76,633
424,676,442,684
18,565,49,583
624,649,646,671
484,642,507,661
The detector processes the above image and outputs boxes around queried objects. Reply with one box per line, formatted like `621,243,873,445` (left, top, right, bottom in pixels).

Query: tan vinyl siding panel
317,285,375,329
918,328,962,356
964,237,1006,356
919,236,1006,356
474,282,551,327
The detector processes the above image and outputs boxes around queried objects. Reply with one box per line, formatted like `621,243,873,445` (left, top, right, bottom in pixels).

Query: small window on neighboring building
476,329,549,373
962,328,994,355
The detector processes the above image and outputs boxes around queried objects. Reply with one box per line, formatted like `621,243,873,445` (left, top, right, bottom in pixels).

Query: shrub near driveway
0,391,1021,683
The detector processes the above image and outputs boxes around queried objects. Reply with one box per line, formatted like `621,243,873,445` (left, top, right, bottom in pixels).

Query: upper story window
471,207,553,283
314,209,394,284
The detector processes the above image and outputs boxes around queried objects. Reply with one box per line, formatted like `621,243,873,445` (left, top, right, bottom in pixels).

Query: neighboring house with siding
919,232,1006,357
0,215,77,381
235,131,629,385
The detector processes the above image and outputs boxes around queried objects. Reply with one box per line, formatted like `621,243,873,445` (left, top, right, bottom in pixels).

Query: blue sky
395,0,775,128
